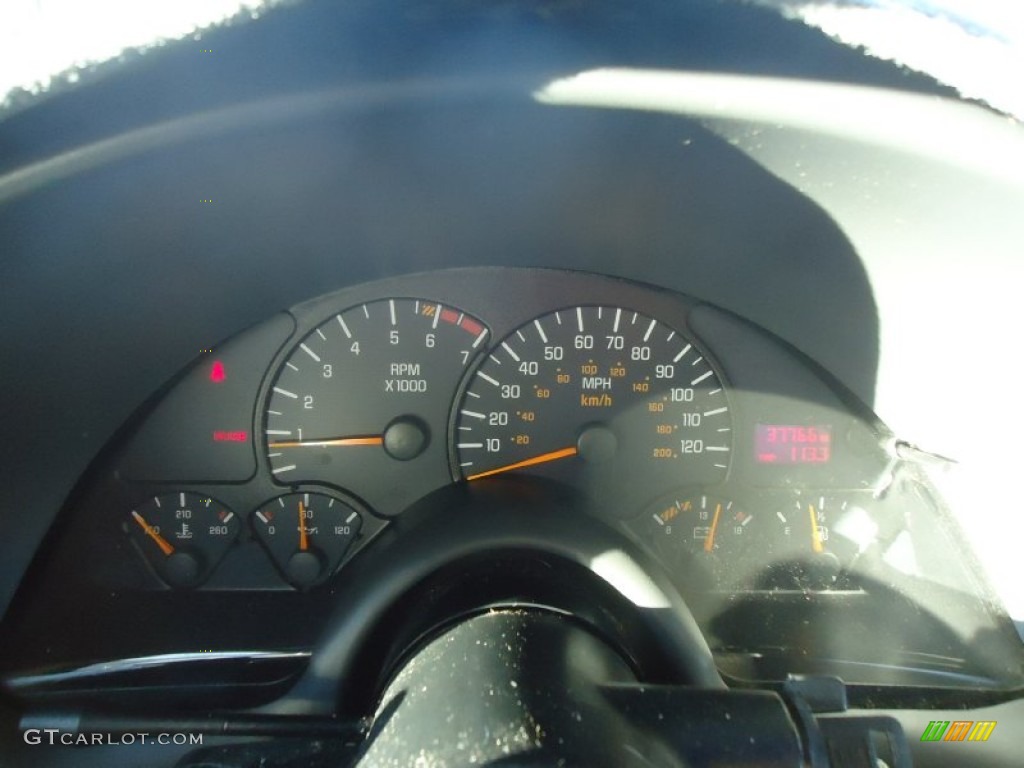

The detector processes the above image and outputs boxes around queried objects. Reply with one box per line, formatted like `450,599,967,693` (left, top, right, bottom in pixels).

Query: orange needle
298,498,308,552
466,446,578,481
269,436,383,448
809,504,824,554
131,510,175,556
704,503,722,553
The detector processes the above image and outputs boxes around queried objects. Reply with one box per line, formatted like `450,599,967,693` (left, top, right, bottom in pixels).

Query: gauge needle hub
131,510,175,556
268,435,384,448
466,446,578,481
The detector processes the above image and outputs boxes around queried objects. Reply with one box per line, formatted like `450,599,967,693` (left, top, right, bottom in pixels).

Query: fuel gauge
253,492,362,587
773,493,864,587
127,492,239,588
792,493,879,568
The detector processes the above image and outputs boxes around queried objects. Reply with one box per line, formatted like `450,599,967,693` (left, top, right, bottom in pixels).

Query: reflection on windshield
0,0,284,116
741,0,1024,119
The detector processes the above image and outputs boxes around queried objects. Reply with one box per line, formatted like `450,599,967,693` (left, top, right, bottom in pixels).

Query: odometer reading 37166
454,306,732,509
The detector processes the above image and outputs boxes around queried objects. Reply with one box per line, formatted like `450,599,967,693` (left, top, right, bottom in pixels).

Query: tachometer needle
808,504,824,554
703,503,722,553
268,435,384,448
131,510,175,556
466,446,578,481
298,498,308,552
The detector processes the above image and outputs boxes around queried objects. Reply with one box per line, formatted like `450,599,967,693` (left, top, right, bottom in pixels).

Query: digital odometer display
755,424,831,464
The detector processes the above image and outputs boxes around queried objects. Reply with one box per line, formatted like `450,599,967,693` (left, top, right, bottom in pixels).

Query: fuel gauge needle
131,510,175,556
808,504,824,554
298,499,308,552
269,435,384,448
704,503,723,553
466,446,578,481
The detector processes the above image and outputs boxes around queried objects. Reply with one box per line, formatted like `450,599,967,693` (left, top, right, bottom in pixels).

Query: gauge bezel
259,295,490,516
448,301,736,516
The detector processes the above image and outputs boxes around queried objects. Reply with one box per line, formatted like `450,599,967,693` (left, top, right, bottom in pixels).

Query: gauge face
265,299,488,513
642,491,795,589
126,493,239,588
252,492,362,587
454,306,731,510
650,494,752,557
790,493,870,566
645,493,756,586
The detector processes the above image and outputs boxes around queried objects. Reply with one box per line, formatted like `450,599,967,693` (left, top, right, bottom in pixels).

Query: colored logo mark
920,720,996,742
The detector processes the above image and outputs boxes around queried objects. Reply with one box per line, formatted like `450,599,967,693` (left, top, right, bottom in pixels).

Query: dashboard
3,268,1021,754
2,1,1023,766
2,268,917,649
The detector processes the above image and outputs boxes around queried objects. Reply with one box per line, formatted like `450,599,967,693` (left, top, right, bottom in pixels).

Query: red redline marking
460,317,483,335
440,308,459,325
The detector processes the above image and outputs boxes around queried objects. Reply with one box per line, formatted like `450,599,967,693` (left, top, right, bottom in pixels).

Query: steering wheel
250,479,797,766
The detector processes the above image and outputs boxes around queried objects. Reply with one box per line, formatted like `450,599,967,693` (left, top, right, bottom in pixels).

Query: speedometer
453,306,732,510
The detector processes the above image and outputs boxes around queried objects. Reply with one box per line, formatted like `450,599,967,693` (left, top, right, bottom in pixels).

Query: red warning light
210,360,226,383
213,430,248,443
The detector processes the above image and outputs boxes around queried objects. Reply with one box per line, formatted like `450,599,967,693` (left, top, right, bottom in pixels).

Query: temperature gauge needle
298,499,308,552
131,510,175,556
268,435,384,448
466,446,578,481
808,504,824,554
704,503,723,553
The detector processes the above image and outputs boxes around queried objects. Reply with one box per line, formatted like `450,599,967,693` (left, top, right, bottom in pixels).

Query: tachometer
453,306,731,510
265,298,488,514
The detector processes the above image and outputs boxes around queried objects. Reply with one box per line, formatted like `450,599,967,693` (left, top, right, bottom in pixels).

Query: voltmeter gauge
252,492,362,587
126,493,239,588
640,491,797,589
646,493,755,564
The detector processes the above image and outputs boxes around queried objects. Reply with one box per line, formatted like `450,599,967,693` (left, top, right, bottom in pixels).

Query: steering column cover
357,608,802,767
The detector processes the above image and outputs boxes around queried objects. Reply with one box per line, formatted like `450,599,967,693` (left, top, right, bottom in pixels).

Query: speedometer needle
466,446,578,481
268,436,384,448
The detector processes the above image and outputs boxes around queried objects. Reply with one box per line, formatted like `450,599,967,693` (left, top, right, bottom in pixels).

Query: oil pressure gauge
126,492,240,588
253,492,362,587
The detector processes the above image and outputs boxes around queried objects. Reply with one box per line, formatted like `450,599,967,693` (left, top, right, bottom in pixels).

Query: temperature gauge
127,492,239,588
253,492,362,587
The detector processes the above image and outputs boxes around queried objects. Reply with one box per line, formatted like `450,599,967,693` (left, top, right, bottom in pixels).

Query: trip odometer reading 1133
453,306,732,511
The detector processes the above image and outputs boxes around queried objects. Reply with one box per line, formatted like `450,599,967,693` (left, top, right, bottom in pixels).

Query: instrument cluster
75,269,897,593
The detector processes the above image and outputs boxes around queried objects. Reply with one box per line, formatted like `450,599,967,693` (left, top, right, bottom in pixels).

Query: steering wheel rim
269,479,724,718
